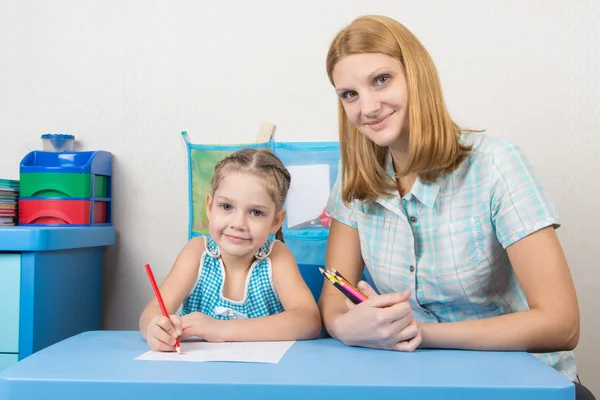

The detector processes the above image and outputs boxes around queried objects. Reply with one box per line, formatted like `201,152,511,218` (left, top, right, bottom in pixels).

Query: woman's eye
374,75,390,86
219,203,232,211
250,210,263,217
342,90,358,100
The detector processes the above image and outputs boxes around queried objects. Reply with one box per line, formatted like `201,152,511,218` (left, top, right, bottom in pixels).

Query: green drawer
0,353,19,372
20,172,108,198
94,175,109,197
0,253,20,353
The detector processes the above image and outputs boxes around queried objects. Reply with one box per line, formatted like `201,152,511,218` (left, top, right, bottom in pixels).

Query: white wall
1,0,598,391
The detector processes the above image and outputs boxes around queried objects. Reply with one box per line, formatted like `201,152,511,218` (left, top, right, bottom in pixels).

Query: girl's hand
332,281,422,351
145,314,182,352
180,312,224,342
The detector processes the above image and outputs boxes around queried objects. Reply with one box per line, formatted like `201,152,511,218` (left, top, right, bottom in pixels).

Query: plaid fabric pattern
180,236,284,320
326,133,576,380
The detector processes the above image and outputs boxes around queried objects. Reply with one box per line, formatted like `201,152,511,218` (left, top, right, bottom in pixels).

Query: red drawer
18,199,107,225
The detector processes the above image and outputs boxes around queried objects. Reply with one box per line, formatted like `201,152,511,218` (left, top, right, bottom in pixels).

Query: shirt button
409,265,415,273
409,216,418,223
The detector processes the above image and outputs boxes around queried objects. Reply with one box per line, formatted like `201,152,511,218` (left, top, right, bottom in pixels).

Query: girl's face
332,52,410,151
206,172,284,259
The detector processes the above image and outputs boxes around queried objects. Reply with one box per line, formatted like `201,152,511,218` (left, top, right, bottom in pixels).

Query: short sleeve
490,143,560,248
326,162,358,229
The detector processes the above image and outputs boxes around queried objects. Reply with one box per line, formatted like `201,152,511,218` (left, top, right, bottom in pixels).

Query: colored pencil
330,268,368,303
338,281,367,304
319,267,367,304
322,270,345,293
325,274,345,294
331,268,348,281
145,264,181,353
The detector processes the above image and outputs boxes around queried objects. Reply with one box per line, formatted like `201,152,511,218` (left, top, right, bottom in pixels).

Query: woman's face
332,52,410,151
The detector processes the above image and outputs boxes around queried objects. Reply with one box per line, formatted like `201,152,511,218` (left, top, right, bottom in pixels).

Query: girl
318,15,594,399
140,148,321,350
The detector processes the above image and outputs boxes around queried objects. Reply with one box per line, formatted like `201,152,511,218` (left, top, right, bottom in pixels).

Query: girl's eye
219,203,232,211
374,74,390,86
342,90,358,100
250,210,264,217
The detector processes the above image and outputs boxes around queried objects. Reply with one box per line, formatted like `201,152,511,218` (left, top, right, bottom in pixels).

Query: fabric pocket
436,216,485,274
419,216,488,310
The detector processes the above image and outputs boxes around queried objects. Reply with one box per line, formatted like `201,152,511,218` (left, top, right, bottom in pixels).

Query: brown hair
326,15,476,204
211,148,291,242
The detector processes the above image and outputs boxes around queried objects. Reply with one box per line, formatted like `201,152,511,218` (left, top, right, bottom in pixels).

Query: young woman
318,15,594,399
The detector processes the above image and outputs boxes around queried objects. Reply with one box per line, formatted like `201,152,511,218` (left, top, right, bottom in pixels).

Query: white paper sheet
286,164,330,228
135,340,296,364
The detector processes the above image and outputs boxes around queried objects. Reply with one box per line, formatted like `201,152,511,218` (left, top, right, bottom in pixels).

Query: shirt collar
382,149,441,208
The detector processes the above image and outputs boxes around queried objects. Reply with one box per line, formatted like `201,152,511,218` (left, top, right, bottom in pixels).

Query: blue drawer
0,353,18,373
0,254,20,353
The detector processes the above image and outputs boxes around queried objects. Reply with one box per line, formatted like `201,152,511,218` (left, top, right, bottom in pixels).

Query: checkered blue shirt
326,133,576,380
180,236,284,320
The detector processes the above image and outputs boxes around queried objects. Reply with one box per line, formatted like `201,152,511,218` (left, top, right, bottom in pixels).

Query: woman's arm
318,219,420,350
318,219,365,336
420,226,580,352
139,237,204,339
181,241,322,342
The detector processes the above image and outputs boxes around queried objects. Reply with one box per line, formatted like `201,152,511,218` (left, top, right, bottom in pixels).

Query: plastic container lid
41,134,75,140
40,134,76,152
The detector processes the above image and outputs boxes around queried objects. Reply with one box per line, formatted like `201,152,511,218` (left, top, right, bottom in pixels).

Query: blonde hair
326,15,475,203
211,148,291,242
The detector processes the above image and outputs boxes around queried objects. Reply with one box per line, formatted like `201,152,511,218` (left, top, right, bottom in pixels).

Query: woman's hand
145,314,182,352
180,312,224,342
332,281,422,351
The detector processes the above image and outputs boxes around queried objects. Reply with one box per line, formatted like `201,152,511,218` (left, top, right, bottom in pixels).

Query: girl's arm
139,236,204,339
420,226,580,352
182,241,322,342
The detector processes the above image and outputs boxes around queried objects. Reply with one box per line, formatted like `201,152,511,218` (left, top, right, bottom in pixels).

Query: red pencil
145,264,181,353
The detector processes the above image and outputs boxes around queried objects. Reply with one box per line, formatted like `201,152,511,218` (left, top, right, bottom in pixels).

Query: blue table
0,330,573,399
